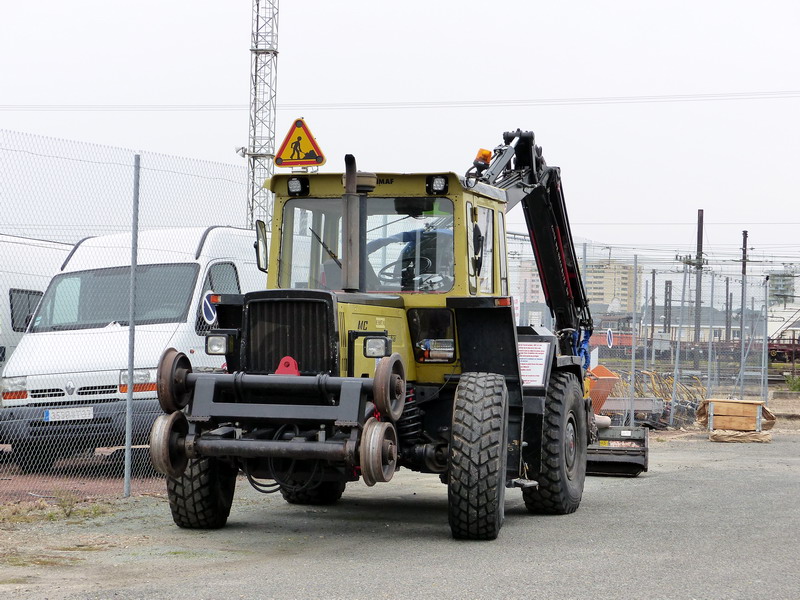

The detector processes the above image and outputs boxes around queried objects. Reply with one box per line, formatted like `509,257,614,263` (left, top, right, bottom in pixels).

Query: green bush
785,375,800,392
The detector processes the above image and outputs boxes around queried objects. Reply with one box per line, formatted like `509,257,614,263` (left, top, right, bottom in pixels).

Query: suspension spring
396,387,423,443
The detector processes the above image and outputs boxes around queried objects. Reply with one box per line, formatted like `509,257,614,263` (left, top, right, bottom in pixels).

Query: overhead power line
2,90,799,112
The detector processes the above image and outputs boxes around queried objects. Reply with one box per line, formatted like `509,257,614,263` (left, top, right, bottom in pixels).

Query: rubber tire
447,372,508,540
167,457,238,529
280,480,346,505
522,371,587,514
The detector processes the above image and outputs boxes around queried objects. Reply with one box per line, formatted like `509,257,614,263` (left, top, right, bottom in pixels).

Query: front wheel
447,372,508,540
523,371,587,514
167,457,238,529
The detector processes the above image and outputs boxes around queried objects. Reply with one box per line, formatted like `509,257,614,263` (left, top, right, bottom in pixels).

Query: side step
587,425,649,477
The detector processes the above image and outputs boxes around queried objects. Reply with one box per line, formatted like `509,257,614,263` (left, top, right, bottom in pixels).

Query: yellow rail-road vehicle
150,130,596,539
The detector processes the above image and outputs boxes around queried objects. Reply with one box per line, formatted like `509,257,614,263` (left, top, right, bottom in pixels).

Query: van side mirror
255,220,268,273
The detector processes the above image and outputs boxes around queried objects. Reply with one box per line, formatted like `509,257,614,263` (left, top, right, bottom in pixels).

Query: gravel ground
1,424,799,600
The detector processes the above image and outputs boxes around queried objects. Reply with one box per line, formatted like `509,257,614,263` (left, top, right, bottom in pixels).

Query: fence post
628,255,638,426
124,154,141,497
670,264,689,427
762,276,769,405
643,279,649,373
707,274,715,398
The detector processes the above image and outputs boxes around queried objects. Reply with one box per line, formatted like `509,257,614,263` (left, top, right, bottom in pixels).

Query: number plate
43,406,94,422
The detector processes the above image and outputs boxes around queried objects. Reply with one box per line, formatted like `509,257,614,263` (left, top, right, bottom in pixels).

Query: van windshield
31,264,200,332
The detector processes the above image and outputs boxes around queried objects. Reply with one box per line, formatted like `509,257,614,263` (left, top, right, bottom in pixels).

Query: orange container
587,365,620,414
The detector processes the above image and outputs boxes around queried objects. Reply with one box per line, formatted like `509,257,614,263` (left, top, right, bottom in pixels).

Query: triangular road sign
275,118,326,167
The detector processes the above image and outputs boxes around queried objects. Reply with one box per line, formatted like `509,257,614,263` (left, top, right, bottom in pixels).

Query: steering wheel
377,257,432,283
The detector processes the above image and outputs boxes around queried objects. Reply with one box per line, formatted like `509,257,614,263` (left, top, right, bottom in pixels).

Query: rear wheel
167,457,237,529
447,372,508,540
280,480,346,505
523,371,587,514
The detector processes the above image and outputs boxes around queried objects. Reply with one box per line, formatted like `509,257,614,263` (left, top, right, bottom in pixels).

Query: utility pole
725,277,731,342
739,230,749,399
676,210,705,368
693,209,704,368
650,269,656,347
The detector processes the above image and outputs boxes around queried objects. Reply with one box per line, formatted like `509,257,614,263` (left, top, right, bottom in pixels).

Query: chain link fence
1,129,788,502
1,130,252,501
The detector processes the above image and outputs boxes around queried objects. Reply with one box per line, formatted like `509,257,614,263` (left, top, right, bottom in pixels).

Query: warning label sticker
518,341,550,387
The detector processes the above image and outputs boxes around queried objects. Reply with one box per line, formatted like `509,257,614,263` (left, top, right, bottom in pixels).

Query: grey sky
2,1,799,269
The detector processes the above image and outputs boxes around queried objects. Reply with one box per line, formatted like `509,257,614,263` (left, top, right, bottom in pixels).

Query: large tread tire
523,371,587,514
448,372,508,540
280,480,346,505
167,457,237,529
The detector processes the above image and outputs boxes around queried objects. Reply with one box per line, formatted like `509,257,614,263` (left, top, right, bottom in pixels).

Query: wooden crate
707,399,765,432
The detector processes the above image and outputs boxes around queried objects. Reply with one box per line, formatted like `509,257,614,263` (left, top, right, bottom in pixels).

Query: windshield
31,263,200,332
280,197,454,293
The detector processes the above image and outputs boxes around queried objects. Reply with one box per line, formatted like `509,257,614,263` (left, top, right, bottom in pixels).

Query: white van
0,226,264,470
0,235,73,375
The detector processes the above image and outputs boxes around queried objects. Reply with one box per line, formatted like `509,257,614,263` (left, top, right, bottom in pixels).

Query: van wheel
13,441,56,474
167,457,237,529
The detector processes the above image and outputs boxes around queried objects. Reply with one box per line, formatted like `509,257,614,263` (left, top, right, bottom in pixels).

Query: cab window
477,206,495,294
280,197,455,293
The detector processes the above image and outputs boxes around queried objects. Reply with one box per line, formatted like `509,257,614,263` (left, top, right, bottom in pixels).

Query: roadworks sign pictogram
275,118,326,167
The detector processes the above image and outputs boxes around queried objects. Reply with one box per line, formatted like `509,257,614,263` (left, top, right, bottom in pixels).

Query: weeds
785,375,800,392
53,489,79,517
0,496,112,525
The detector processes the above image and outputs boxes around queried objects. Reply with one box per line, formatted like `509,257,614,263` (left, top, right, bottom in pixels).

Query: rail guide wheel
359,417,398,486
157,347,193,413
149,411,189,478
373,353,406,422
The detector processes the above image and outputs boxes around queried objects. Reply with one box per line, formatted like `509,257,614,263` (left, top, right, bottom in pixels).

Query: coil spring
396,387,423,443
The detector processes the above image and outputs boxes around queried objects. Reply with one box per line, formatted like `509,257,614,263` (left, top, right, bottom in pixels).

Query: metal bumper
0,398,160,447
186,371,373,425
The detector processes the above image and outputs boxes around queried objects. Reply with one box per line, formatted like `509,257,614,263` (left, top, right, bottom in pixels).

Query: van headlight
119,369,156,393
1,376,28,405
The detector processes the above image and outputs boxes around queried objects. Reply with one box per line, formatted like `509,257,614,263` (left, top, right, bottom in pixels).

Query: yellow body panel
336,301,416,381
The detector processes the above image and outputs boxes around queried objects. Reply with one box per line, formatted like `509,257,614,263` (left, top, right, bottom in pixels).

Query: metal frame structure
246,0,279,228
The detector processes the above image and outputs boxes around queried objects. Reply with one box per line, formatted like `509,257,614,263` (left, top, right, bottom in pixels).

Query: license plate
43,406,94,422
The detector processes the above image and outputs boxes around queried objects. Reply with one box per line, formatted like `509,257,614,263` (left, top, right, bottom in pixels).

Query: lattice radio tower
246,0,279,228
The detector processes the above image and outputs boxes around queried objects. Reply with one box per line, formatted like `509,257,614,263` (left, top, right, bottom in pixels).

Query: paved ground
1,424,799,600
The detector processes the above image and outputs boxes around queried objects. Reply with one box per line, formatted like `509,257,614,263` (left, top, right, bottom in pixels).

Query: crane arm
467,130,593,360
